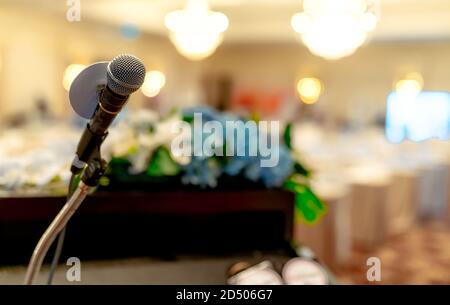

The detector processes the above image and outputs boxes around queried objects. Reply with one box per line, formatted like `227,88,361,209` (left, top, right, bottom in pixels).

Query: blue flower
259,144,294,187
181,156,221,188
181,106,295,188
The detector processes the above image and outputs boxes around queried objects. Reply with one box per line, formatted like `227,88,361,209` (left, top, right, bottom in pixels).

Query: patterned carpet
336,221,450,284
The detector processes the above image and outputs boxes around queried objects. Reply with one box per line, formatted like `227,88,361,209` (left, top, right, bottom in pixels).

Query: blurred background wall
1,0,449,125
209,41,450,123
0,2,204,119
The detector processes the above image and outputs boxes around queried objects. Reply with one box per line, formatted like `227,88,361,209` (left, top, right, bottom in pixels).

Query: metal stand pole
24,183,91,285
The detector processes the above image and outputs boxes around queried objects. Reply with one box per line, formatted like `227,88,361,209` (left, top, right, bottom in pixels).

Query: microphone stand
45,173,78,285
24,158,106,285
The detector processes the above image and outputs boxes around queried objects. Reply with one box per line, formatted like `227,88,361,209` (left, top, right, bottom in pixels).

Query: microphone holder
71,121,108,175
24,154,107,285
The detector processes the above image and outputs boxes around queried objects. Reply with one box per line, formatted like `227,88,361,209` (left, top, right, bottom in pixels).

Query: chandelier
165,0,229,61
291,0,380,60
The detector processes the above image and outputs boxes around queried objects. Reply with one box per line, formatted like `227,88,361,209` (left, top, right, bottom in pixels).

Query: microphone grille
107,54,146,96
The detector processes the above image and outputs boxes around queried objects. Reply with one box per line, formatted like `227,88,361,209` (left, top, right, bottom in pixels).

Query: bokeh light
291,0,380,60
142,70,166,98
395,72,424,96
62,64,86,91
297,77,323,104
165,0,229,61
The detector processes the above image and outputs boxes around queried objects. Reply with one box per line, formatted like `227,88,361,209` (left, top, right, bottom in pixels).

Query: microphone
24,54,146,285
71,54,146,173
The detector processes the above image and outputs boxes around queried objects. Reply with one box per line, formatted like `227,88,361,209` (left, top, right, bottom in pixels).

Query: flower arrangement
102,106,326,224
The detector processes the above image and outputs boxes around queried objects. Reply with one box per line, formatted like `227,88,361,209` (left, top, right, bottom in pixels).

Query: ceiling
6,0,450,43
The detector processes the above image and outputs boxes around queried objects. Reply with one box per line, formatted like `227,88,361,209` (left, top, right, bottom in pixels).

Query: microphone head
106,54,146,96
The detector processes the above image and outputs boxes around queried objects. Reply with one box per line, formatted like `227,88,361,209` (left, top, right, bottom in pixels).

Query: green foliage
284,178,327,225
283,122,292,149
284,122,311,177
146,146,181,177
294,162,311,177
182,114,194,124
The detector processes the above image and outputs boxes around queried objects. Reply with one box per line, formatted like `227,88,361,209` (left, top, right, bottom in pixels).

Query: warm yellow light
360,12,378,32
291,0,379,60
395,72,423,96
63,64,86,91
291,13,312,34
302,15,367,60
395,80,421,95
297,77,323,104
142,71,166,98
165,0,229,61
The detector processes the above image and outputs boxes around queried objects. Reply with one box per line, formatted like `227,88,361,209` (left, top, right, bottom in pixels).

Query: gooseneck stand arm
24,183,91,285
24,158,107,285
46,174,77,285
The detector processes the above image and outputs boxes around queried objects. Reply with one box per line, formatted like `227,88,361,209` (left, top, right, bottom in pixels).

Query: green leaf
147,146,181,177
284,179,327,225
182,114,194,124
294,162,311,177
107,157,131,175
283,122,292,149
110,157,131,166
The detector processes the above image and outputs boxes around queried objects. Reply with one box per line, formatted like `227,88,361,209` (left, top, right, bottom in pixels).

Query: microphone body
71,54,146,173
90,85,128,135
72,87,128,172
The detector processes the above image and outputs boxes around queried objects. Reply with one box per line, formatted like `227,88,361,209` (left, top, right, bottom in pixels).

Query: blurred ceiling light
395,72,423,96
165,0,229,61
63,64,86,91
297,77,323,104
142,70,166,98
291,0,380,60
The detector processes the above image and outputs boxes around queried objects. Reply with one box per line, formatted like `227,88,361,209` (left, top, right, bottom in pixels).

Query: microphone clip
81,158,108,187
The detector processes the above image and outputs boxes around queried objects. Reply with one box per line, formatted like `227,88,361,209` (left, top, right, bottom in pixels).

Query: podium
0,189,295,266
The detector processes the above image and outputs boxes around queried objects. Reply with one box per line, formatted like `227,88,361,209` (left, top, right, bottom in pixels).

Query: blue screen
385,91,450,143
